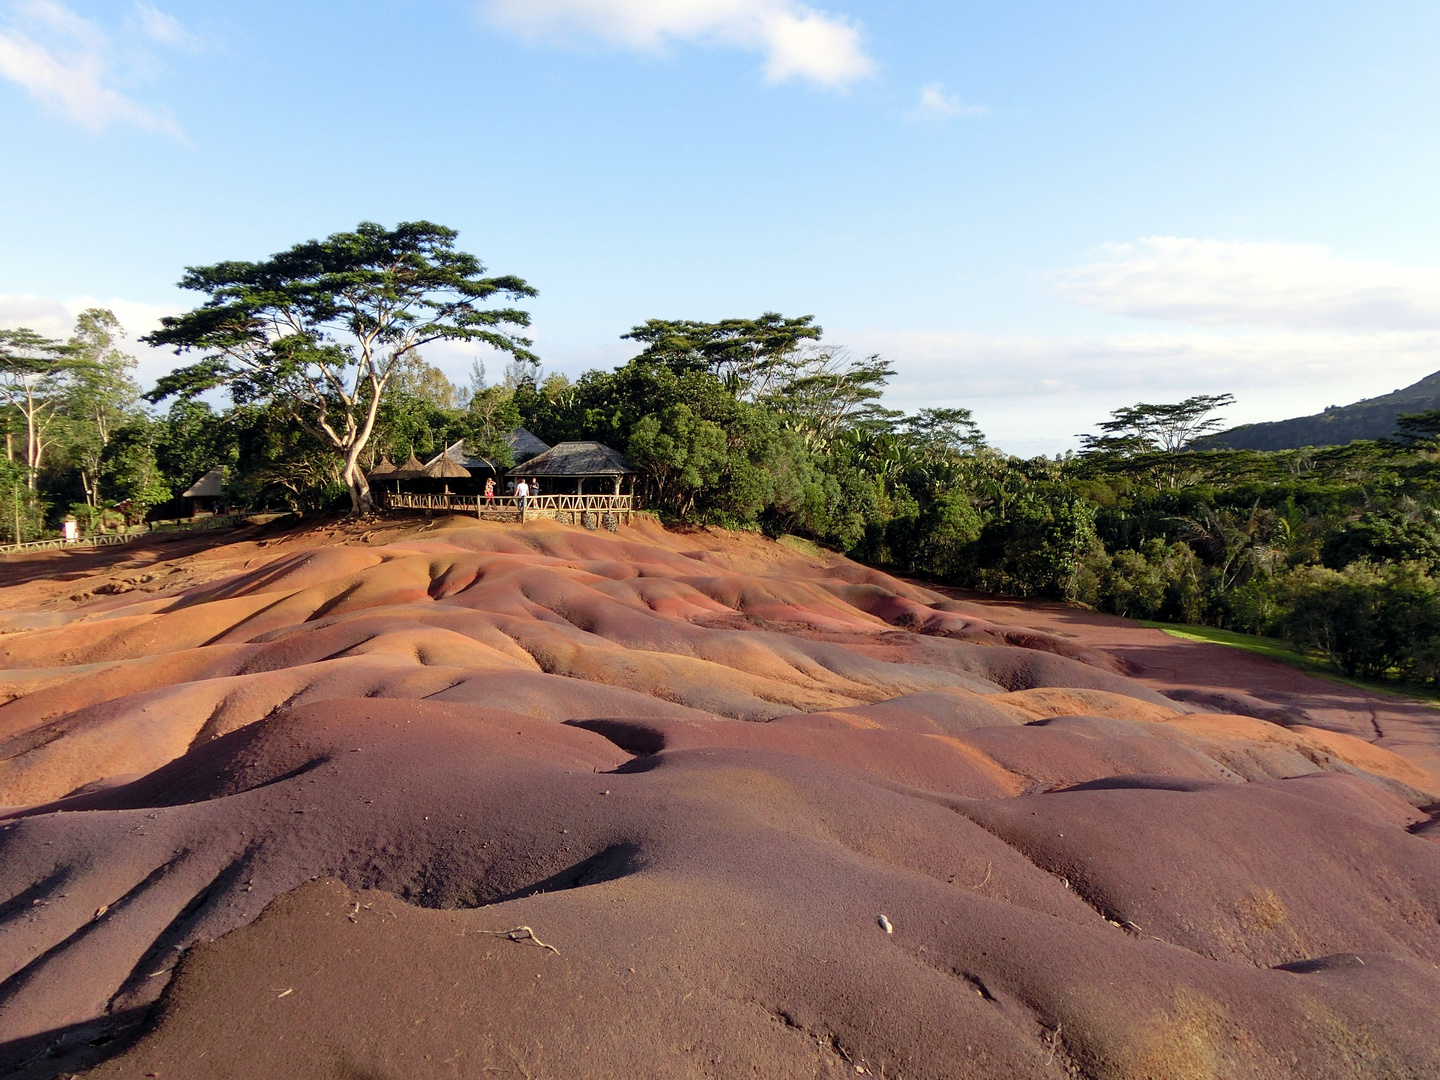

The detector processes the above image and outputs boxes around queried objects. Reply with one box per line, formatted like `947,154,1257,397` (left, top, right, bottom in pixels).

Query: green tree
154,399,235,495
1081,394,1236,455
62,309,141,508
228,405,345,512
627,404,729,517
622,313,822,396
390,351,463,409
1322,510,1440,572
103,418,172,523
0,327,81,490
144,221,537,514
1279,562,1440,679
771,351,898,451
971,484,1098,597
901,407,986,455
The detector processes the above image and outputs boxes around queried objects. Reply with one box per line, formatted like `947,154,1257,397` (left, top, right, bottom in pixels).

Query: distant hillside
1203,370,1440,451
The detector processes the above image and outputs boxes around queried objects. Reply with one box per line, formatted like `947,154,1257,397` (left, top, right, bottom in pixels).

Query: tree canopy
144,220,536,513
1079,393,1236,455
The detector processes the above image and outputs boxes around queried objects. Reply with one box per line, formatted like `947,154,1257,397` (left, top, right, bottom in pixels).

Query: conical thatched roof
367,456,397,479
393,451,426,480
507,441,635,477
423,453,471,479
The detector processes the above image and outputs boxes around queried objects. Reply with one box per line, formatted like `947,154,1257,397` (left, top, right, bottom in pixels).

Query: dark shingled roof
506,427,550,463
181,467,225,499
427,440,501,474
507,441,635,477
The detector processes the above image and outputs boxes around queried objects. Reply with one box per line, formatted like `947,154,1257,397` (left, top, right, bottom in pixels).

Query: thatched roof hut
392,451,426,481
367,456,398,480
508,441,635,478
423,453,471,479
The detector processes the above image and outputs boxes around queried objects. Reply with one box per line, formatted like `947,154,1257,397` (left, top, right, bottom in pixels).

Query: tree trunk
343,453,373,515
24,406,38,491
340,373,385,517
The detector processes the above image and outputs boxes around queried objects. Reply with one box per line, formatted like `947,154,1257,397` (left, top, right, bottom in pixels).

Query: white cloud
906,81,987,122
0,293,182,391
840,324,1440,456
1055,236,1440,332
129,2,200,51
482,0,876,88
0,0,189,134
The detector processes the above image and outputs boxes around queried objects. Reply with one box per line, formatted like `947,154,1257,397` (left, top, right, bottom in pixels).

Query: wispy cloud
482,0,876,89
0,0,194,135
1055,237,1440,332
128,1,200,51
906,82,987,122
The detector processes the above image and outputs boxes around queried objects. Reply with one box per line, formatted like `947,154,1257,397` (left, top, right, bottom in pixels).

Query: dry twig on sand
472,925,560,955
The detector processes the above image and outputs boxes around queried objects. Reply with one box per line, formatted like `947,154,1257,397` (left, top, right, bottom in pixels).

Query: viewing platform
384,491,636,528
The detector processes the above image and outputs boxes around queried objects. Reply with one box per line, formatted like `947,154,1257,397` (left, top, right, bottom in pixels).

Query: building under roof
425,440,501,475
181,467,225,516
508,441,637,494
181,467,225,500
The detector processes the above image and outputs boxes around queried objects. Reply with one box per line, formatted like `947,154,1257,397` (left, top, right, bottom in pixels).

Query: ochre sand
0,515,1437,1078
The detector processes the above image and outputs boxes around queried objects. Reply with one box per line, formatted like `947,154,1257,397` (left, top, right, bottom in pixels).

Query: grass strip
1135,620,1440,706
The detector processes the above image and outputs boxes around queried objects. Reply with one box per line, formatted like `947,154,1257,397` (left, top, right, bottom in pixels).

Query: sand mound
0,516,1436,1078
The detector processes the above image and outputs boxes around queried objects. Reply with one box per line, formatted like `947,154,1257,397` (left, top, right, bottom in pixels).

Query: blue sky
1,0,1438,455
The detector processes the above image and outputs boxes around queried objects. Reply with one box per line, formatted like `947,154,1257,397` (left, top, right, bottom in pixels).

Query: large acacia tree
145,221,537,513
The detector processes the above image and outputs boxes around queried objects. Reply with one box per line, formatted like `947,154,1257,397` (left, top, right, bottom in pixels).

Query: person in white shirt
514,478,529,511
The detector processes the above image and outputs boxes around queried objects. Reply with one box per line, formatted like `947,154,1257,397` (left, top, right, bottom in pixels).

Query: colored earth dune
0,516,1437,1079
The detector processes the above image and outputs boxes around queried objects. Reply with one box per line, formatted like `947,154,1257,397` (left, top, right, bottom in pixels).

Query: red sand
0,516,1436,1079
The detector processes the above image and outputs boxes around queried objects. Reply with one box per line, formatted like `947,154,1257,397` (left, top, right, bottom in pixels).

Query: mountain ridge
1204,370,1440,450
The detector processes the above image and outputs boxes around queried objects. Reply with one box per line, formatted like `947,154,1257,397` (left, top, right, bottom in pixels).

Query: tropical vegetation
8,220,1440,691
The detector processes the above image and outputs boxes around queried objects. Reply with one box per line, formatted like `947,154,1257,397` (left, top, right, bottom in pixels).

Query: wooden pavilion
378,437,637,528
508,441,637,496
422,447,472,497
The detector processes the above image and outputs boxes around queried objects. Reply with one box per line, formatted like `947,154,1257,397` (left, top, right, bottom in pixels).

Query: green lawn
1135,620,1440,705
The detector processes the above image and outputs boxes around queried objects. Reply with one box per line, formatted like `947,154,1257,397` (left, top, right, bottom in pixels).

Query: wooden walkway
384,493,635,529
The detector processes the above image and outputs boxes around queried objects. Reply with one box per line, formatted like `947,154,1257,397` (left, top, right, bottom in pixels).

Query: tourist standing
515,478,529,512
484,477,495,505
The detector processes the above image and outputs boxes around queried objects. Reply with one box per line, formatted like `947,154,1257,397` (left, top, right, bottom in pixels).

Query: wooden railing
0,532,136,555
383,492,635,528
387,493,481,512
0,514,249,556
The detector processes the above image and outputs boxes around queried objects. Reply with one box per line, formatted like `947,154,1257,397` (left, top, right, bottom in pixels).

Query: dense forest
6,221,1440,691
